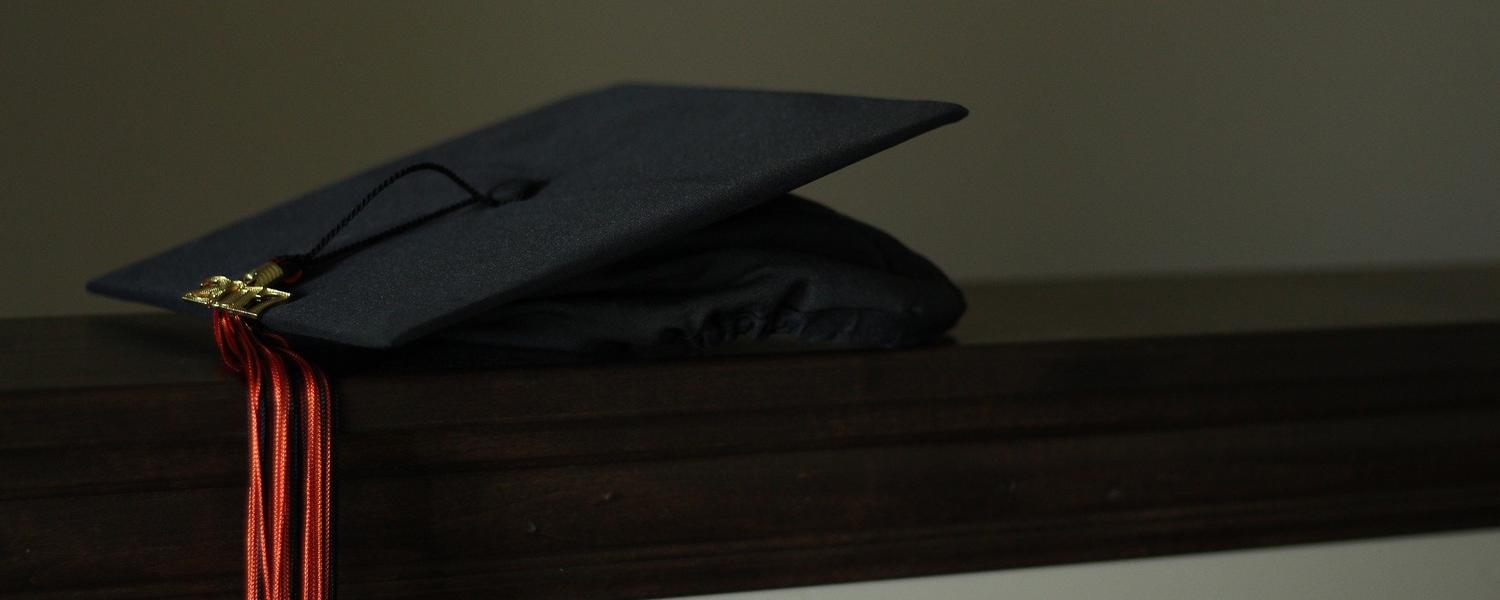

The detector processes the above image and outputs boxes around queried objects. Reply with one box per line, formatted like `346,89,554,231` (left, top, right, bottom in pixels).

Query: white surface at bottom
664,528,1500,599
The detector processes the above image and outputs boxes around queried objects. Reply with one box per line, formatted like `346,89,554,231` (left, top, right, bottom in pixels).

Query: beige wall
4,0,1499,319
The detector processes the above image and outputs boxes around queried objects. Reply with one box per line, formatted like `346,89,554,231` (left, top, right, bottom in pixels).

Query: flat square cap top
89,84,968,347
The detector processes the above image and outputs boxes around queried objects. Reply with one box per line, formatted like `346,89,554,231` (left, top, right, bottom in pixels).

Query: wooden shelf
5,266,1500,599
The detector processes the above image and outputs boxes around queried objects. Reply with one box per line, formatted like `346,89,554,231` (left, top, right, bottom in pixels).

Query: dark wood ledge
5,266,1500,599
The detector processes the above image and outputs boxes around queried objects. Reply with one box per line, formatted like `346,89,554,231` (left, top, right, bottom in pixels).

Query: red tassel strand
214,311,333,600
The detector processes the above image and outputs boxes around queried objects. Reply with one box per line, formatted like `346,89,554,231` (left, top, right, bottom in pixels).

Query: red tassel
214,311,333,600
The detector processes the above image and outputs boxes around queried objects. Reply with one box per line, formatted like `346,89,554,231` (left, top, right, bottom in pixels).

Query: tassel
184,164,491,599
214,311,333,600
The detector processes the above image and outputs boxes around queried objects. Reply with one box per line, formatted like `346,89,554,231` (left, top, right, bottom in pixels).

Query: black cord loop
277,162,537,279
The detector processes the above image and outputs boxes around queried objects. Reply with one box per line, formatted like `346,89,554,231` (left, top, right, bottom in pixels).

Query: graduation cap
90,83,968,353
86,83,968,598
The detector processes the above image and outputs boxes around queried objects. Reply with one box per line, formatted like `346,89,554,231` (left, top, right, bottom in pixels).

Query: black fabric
443,195,965,354
88,83,968,351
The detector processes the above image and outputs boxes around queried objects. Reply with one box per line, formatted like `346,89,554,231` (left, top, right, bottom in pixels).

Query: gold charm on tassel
182,261,292,318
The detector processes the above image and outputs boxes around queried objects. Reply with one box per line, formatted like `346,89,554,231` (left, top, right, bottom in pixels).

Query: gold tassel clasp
182,261,292,318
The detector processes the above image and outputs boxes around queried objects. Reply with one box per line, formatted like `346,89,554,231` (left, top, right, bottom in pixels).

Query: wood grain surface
4,267,1500,599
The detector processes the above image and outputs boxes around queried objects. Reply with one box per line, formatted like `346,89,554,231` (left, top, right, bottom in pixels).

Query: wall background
4,1,1499,317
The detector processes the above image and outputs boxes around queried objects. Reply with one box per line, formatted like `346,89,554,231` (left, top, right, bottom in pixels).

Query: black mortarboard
87,83,969,354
